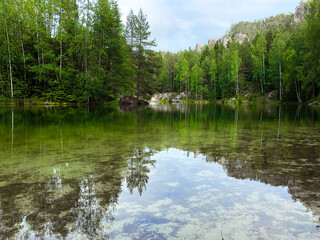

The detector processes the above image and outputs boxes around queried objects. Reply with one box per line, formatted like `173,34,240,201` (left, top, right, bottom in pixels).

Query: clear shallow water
0,104,320,239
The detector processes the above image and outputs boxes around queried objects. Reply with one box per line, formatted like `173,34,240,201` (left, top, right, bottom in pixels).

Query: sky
117,0,301,52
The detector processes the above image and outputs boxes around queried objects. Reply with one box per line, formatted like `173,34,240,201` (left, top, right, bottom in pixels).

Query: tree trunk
137,67,140,100
85,0,89,103
42,48,46,90
236,72,239,98
196,77,198,101
236,66,239,98
21,34,27,82
130,28,134,98
16,2,27,83
59,0,62,86
295,78,302,103
215,80,217,101
4,14,13,99
99,33,102,78
312,78,315,100
279,63,282,101
262,51,265,79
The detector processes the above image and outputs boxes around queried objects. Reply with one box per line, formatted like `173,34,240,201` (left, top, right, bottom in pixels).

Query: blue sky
117,0,301,52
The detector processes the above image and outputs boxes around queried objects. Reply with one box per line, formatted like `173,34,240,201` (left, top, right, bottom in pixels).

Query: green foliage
155,1,319,103
251,33,267,93
268,30,287,101
248,94,257,102
190,64,204,100
0,0,319,103
0,0,160,103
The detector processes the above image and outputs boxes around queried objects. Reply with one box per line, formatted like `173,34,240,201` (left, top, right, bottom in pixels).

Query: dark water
0,104,320,239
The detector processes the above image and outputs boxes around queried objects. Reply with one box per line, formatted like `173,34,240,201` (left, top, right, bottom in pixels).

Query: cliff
195,1,309,50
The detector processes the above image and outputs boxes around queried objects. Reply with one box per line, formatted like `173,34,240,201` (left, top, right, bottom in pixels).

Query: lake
0,104,320,240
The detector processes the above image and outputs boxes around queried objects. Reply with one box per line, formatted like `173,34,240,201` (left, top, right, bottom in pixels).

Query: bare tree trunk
85,0,89,102
15,2,27,83
99,34,102,78
59,0,62,86
279,63,282,101
262,51,265,80
4,15,13,99
137,63,141,99
236,72,239,98
42,48,46,90
36,31,41,69
130,29,134,98
36,4,41,86
236,64,239,98
312,78,315,100
21,34,27,82
11,110,14,158
196,77,198,101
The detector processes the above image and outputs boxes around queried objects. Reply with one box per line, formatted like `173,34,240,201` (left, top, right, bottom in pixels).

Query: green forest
0,0,320,103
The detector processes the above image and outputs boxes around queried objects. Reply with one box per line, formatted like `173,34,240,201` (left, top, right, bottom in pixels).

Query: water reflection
0,104,319,239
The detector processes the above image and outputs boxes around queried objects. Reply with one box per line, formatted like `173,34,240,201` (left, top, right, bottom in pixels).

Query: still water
0,104,320,239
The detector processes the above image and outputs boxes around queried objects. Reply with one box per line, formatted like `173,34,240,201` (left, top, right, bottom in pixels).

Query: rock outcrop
195,43,202,52
197,2,306,51
218,36,231,47
208,38,217,47
294,1,309,24
234,33,249,44
150,92,188,105
119,95,149,105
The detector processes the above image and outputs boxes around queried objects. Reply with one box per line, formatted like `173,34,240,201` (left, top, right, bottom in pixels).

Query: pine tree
133,8,156,98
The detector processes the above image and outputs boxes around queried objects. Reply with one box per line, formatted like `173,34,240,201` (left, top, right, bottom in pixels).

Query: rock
119,95,148,105
234,33,249,44
195,43,202,52
150,92,188,105
208,38,217,47
309,101,319,106
267,91,277,101
294,1,309,24
218,37,231,47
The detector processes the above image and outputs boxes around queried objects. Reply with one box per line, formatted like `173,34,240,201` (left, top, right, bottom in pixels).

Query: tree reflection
126,148,156,196
0,105,319,238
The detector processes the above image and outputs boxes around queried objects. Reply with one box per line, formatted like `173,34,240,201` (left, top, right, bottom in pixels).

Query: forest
0,0,319,103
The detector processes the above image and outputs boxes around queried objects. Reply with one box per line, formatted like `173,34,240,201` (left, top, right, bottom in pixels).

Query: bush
237,95,244,103
248,94,257,102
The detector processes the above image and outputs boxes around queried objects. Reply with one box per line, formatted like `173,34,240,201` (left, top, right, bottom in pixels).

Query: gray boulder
267,91,277,101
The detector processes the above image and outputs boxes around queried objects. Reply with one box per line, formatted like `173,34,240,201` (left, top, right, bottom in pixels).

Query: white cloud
117,0,300,52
